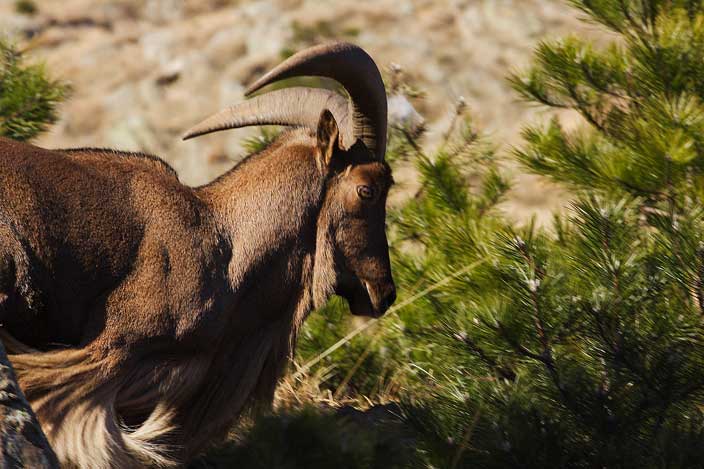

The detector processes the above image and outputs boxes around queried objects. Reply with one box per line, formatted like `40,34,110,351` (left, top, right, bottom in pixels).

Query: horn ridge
182,87,353,144
244,42,387,160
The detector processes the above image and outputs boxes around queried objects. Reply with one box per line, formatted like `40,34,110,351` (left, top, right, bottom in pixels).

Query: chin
335,276,391,318
340,288,384,318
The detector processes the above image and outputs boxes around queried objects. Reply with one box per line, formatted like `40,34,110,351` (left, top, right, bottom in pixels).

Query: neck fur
185,130,334,455
199,130,325,291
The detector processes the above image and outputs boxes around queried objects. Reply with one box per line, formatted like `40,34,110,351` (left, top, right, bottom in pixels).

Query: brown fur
0,110,395,467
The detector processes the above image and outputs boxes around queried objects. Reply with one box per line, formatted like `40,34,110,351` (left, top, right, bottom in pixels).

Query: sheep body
0,42,396,467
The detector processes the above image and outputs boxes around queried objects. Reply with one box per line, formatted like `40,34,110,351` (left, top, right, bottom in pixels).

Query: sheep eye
356,185,375,200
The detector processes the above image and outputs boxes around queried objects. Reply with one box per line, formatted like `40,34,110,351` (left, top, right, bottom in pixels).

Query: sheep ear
316,109,340,172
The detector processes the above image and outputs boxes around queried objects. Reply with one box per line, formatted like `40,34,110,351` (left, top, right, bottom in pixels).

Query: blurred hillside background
0,0,603,224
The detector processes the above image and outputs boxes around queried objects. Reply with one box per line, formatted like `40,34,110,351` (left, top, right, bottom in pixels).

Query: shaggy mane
0,329,179,467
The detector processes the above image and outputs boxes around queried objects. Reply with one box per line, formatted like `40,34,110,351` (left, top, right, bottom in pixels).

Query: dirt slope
0,0,604,221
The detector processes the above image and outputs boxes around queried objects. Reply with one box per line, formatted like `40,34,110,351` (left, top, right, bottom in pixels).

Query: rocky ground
0,0,606,222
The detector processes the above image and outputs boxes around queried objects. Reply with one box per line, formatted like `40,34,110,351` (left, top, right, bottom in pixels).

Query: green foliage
399,1,704,466
402,195,704,467
510,1,704,204
0,39,68,141
241,126,281,154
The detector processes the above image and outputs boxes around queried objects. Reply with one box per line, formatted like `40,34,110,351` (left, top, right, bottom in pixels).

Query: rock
388,93,425,134
0,341,58,468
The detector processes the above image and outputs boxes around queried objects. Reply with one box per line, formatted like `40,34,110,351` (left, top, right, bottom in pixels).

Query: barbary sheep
0,42,395,468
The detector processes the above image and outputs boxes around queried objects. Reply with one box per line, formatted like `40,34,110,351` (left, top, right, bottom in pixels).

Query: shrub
0,39,68,141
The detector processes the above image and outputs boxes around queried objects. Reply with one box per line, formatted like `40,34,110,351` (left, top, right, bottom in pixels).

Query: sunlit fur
0,120,394,468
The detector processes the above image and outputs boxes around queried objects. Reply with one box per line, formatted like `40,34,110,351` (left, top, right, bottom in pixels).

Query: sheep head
184,42,395,317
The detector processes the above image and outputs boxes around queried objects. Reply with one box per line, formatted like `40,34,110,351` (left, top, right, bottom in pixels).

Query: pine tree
0,39,68,141
395,1,704,467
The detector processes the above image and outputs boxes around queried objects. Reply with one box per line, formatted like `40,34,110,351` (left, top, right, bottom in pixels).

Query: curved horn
182,87,354,145
245,42,387,160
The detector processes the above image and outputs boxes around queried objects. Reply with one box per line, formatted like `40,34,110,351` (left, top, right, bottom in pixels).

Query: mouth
335,275,394,318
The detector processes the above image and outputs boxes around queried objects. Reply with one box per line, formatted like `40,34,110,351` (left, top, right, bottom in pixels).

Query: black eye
357,185,375,200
